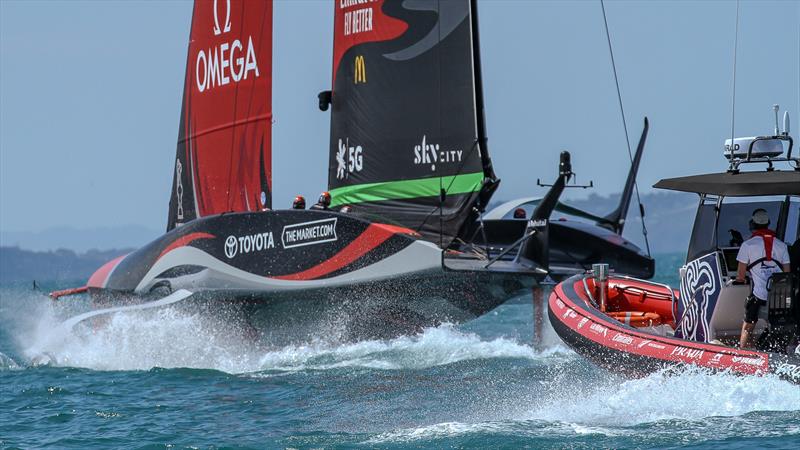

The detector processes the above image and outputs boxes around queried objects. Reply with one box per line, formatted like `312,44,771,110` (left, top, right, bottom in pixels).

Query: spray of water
6,290,558,373
368,366,800,443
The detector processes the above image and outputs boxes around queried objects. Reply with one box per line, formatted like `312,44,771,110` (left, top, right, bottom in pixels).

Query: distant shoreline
0,246,132,283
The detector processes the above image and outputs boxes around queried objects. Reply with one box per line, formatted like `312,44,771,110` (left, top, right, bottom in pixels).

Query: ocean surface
1,253,799,449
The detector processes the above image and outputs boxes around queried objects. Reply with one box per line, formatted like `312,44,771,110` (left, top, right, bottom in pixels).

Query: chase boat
549,108,800,384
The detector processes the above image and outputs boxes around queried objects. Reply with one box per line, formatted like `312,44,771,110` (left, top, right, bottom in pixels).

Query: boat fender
608,311,663,327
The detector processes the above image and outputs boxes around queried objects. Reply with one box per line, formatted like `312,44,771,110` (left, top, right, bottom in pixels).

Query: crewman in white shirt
735,209,791,349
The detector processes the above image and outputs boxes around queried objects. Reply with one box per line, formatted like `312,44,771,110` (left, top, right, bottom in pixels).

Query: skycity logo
196,0,260,93
336,138,364,180
224,232,275,259
413,135,463,172
354,55,367,84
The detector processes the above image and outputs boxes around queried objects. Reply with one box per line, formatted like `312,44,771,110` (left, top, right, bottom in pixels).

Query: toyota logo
224,235,238,258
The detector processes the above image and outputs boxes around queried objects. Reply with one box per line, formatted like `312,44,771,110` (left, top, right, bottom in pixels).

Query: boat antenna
730,0,740,152
600,0,650,256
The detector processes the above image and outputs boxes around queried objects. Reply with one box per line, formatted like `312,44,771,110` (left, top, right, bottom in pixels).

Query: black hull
85,209,535,342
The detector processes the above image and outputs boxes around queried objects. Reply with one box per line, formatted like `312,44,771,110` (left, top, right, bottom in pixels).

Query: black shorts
744,295,766,324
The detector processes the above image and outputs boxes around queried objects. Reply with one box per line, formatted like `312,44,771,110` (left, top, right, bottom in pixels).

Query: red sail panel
332,0,407,82
168,0,273,231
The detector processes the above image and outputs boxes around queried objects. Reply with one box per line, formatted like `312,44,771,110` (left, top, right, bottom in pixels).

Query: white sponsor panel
589,323,608,337
670,346,705,360
775,363,800,379
612,333,634,346
528,219,547,228
341,0,374,36
577,317,589,329
282,218,338,249
731,355,766,367
196,0,260,93
413,135,463,172
336,138,363,180
646,342,667,350
224,231,275,259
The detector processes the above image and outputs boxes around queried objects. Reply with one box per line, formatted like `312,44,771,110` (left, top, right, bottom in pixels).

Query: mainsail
328,0,497,247
167,0,273,231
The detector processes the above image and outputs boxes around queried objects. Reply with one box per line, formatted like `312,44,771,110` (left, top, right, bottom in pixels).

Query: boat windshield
786,197,800,246
687,195,796,265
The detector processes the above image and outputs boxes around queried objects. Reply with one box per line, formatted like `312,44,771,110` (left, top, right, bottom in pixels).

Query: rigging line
412,139,481,236
438,6,444,247
730,0,740,159
600,0,650,256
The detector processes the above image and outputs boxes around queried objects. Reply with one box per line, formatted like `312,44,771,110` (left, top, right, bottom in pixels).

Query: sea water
1,254,798,449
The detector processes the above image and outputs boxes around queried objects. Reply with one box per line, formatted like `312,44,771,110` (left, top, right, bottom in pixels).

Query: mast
469,0,496,183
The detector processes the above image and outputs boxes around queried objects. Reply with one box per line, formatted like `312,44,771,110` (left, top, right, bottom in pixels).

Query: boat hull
548,276,800,385
85,210,534,341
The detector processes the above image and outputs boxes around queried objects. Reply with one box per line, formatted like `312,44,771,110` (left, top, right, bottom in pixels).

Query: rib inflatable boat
549,112,800,384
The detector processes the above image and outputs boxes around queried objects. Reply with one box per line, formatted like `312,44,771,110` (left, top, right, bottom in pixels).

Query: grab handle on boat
592,263,609,312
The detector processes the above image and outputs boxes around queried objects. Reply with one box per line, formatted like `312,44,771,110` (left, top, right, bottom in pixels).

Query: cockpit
687,195,799,275
679,194,800,342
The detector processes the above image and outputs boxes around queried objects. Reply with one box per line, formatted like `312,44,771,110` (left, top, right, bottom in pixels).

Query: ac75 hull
86,210,534,341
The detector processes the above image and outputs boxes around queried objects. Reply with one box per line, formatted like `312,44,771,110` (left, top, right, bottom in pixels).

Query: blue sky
1,0,798,234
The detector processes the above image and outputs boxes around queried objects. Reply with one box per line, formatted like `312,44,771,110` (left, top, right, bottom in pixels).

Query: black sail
328,0,497,247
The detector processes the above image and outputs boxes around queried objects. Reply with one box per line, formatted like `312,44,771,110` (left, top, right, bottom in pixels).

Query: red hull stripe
550,280,769,375
87,255,128,288
273,223,405,281
157,232,216,260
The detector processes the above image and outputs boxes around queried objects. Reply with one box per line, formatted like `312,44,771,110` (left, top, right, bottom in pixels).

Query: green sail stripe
329,172,484,207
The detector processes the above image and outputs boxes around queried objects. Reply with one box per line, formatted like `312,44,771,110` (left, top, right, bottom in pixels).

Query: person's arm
737,262,747,283
778,244,791,273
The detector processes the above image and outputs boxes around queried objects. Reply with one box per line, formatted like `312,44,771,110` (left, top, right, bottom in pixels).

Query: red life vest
747,229,777,270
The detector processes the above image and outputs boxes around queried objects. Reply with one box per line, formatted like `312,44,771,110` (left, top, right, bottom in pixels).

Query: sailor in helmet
292,195,306,210
310,191,331,210
735,208,791,349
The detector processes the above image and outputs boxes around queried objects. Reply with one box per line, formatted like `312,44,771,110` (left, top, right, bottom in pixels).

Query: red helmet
513,208,527,219
292,195,306,209
319,191,331,207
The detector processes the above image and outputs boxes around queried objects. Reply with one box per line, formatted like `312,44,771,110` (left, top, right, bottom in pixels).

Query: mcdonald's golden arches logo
354,55,367,84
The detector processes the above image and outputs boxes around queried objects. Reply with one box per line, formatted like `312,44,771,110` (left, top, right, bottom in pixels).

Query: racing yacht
50,0,654,342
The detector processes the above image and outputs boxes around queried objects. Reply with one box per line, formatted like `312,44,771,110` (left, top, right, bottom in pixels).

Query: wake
4,290,558,373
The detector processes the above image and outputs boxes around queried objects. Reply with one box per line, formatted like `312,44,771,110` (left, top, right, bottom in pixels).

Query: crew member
311,191,331,210
735,208,791,349
513,208,527,219
292,195,306,210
